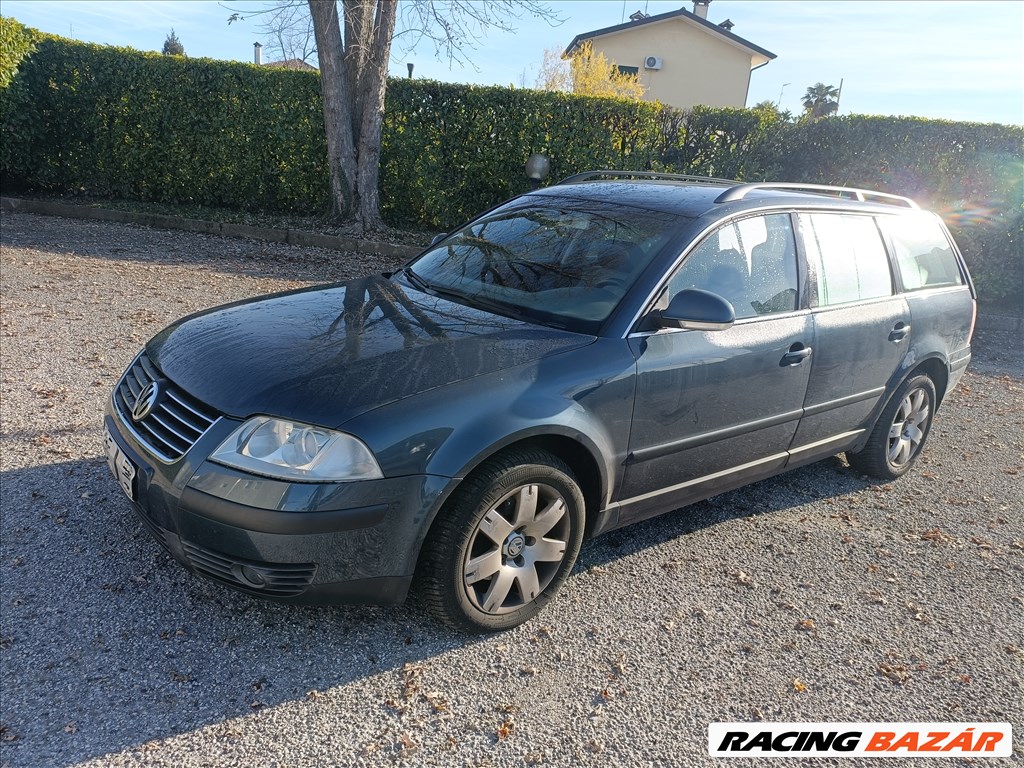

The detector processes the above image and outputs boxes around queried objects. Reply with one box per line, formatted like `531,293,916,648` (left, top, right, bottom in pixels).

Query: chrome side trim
802,388,885,417
616,452,788,508
617,428,867,508
787,429,865,458
629,409,803,462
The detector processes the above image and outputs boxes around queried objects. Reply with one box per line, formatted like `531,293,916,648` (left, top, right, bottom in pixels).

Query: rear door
789,211,911,456
619,212,813,523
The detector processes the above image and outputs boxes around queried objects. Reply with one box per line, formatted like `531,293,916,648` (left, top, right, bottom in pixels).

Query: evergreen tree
162,29,185,56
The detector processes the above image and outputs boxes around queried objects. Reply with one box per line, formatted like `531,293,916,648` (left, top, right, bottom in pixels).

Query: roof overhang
563,7,776,68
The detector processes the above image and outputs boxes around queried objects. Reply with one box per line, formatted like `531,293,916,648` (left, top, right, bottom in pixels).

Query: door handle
780,344,812,366
889,322,911,342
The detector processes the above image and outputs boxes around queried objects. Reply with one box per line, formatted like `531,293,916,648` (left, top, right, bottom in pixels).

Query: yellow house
563,1,776,109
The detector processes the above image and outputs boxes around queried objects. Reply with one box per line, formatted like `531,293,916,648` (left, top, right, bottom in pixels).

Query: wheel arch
909,356,950,405
850,354,949,456
411,429,611,577
450,429,608,534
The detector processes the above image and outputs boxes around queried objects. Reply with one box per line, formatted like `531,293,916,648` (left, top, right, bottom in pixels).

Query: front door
619,212,813,524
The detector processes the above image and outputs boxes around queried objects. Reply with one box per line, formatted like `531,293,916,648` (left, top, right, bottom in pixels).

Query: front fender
342,338,637,508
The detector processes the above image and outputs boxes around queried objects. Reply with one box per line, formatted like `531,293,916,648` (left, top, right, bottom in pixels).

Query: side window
802,213,892,306
879,213,964,291
664,213,798,319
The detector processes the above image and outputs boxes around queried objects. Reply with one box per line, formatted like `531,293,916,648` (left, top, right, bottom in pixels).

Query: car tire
846,374,937,480
416,448,586,633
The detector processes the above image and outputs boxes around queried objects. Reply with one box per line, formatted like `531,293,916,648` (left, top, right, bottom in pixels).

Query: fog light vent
232,563,268,589
181,541,316,597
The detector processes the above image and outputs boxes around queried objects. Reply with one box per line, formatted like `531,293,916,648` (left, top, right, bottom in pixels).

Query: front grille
113,352,220,462
181,541,317,597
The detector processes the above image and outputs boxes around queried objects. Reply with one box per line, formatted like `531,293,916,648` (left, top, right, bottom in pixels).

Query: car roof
528,175,923,220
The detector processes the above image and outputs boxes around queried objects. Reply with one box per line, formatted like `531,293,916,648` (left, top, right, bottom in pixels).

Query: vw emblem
506,534,526,558
132,382,160,422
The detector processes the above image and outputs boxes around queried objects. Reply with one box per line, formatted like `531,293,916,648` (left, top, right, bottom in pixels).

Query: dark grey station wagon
105,173,976,631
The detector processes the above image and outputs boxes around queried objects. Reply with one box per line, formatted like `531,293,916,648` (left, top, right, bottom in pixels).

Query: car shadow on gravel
576,456,864,571
0,452,889,765
0,457,467,764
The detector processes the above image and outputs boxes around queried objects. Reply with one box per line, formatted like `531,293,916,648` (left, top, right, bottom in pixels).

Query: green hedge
1,36,328,211
0,16,37,88
2,34,1021,304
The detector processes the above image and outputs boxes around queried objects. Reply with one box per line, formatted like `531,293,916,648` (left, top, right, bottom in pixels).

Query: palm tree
802,82,840,119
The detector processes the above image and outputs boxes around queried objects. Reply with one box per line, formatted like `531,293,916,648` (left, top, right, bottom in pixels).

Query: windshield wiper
402,267,561,326
402,266,434,294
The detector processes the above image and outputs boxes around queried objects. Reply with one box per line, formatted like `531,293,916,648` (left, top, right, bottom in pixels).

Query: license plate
104,428,137,501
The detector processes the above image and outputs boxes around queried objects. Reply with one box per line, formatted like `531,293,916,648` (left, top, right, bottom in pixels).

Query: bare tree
259,2,317,64
231,1,560,232
309,0,561,232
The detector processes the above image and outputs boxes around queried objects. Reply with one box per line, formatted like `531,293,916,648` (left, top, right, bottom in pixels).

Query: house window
617,65,639,77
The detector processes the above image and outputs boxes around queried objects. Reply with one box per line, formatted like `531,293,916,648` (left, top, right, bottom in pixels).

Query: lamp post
524,154,550,189
776,82,790,107
407,62,414,79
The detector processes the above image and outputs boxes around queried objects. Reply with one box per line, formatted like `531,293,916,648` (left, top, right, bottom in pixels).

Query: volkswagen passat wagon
105,173,976,631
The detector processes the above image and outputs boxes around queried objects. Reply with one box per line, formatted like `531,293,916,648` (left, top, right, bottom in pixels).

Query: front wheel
846,374,937,480
416,449,585,632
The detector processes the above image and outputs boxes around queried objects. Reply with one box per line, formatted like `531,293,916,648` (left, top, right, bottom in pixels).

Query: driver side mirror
653,288,735,331
429,232,448,247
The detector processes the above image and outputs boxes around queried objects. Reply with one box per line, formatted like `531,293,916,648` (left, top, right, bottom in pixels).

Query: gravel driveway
1,211,1021,767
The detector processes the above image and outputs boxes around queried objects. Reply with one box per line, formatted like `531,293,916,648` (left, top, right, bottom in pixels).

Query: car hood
148,275,597,427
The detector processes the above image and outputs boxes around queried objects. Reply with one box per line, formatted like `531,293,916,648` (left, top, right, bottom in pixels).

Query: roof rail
558,170,737,186
715,182,919,209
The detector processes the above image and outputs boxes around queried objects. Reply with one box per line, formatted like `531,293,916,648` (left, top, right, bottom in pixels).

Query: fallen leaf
398,732,418,752
878,663,910,684
733,570,754,587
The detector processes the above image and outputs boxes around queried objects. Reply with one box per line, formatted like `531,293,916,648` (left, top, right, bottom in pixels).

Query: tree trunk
309,0,357,221
343,0,373,137
355,1,397,230
309,0,395,232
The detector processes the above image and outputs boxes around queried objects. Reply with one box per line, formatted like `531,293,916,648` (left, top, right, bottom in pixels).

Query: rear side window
879,213,964,291
801,213,892,306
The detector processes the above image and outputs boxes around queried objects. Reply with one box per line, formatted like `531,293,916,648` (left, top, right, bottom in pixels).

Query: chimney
254,42,262,65
693,0,710,20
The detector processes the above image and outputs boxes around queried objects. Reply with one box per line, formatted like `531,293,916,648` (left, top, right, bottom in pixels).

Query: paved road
1,211,1021,767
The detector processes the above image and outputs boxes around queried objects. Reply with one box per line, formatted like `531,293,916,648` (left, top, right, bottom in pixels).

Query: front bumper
104,406,456,605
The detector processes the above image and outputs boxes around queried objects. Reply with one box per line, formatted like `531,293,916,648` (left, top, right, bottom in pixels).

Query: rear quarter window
879,213,964,291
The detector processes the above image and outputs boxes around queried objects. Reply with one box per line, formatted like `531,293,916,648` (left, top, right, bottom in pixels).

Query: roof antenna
621,0,627,23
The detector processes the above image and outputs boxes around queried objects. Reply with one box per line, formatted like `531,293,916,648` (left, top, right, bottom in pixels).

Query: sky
3,0,1022,125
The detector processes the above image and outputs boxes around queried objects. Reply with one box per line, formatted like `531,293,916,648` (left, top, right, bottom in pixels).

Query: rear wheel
417,449,585,632
846,374,937,480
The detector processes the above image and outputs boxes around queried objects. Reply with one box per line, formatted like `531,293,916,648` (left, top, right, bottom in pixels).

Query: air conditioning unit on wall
644,56,663,70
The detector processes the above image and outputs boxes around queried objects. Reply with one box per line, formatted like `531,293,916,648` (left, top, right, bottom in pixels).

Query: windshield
406,196,683,333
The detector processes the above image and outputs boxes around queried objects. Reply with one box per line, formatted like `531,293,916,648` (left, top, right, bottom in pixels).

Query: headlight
210,417,383,482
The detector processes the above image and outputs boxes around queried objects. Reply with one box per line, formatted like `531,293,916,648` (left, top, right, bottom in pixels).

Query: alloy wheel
462,483,570,615
887,387,931,468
